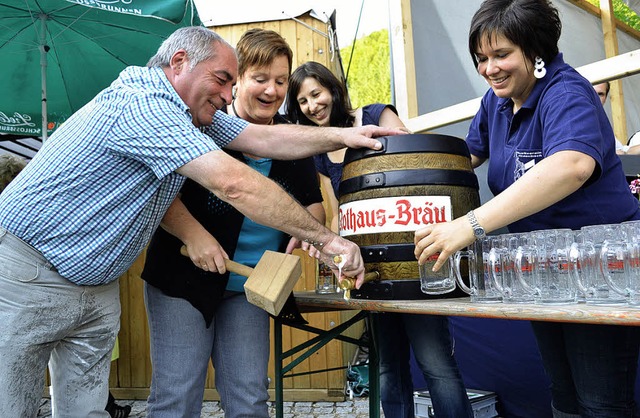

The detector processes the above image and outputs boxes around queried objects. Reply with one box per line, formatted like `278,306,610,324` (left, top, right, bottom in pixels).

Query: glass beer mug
600,220,640,306
490,233,535,303
571,224,627,305
452,237,502,303
419,253,456,295
515,229,577,305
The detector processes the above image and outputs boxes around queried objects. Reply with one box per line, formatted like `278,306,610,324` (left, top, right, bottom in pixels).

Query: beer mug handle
453,250,474,295
489,248,504,293
514,248,538,296
569,242,590,295
599,241,629,297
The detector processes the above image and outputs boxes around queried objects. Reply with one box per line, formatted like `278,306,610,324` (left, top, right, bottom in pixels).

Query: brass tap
338,271,381,291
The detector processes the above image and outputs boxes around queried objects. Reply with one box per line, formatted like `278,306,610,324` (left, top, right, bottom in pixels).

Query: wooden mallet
181,246,301,316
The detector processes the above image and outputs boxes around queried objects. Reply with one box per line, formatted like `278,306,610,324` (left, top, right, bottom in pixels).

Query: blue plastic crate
414,388,498,418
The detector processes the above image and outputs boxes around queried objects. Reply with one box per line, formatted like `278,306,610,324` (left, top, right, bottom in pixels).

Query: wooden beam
576,49,640,82
389,0,418,119
405,97,482,133
601,0,628,141
565,0,640,40
294,292,640,326
404,48,640,133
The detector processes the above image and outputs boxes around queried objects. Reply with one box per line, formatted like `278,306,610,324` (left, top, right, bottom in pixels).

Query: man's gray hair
147,26,233,70
0,154,27,193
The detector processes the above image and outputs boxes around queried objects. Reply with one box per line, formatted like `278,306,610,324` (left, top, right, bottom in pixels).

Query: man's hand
340,125,408,150
318,235,365,285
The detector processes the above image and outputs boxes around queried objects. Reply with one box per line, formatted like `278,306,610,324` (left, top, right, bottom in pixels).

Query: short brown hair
236,28,293,77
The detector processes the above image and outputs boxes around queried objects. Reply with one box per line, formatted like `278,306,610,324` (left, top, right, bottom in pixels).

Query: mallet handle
180,245,254,277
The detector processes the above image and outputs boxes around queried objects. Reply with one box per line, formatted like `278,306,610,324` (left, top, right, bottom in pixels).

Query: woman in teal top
142,29,324,418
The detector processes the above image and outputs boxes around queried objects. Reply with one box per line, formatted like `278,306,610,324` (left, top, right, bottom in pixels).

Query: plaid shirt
0,66,248,285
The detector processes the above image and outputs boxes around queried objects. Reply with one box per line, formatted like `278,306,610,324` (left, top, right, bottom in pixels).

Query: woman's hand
285,237,322,259
414,216,476,272
183,232,229,273
285,237,302,254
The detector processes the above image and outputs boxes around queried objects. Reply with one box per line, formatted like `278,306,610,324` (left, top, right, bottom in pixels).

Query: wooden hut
199,1,347,80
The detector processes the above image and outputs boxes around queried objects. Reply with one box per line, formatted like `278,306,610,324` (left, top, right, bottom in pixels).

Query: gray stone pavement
37,397,385,417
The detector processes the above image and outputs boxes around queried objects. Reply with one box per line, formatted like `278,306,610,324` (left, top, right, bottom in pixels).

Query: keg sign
339,196,452,237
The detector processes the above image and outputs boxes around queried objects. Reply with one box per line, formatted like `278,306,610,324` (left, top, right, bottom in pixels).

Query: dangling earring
534,56,546,79
232,86,237,100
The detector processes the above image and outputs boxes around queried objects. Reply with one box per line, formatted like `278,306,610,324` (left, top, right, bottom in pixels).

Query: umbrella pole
39,14,48,142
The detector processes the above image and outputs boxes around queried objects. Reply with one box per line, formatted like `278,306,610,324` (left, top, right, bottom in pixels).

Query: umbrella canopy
0,0,201,141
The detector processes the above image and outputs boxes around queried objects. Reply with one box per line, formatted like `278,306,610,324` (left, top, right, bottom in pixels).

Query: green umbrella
0,0,202,141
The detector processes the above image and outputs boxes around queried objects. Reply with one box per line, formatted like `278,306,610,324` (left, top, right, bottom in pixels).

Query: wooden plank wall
109,13,364,401
212,15,343,79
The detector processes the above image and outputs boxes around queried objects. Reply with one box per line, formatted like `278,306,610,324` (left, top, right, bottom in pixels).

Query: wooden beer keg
338,133,480,299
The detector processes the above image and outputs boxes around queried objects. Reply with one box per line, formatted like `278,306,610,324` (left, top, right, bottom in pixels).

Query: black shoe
106,403,131,418
106,392,131,418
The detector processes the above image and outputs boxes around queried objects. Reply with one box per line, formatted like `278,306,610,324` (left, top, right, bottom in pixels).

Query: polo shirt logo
513,150,543,181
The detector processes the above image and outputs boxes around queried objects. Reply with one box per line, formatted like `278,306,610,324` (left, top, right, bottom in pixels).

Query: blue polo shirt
0,66,248,285
465,53,640,232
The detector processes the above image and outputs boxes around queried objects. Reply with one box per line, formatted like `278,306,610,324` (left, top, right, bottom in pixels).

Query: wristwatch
466,210,486,240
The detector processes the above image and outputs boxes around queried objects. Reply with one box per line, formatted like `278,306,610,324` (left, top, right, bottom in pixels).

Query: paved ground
37,398,384,417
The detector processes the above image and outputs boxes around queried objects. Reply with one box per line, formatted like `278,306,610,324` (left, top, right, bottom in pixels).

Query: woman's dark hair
285,61,355,127
468,0,561,69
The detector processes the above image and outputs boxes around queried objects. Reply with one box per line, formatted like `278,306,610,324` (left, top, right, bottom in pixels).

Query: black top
141,114,323,326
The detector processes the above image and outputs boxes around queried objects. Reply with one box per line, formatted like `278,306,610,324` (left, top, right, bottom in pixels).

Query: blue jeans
531,321,640,418
374,313,473,418
144,283,270,418
0,227,119,418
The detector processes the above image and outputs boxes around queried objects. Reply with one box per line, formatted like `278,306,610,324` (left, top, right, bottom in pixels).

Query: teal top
226,156,282,291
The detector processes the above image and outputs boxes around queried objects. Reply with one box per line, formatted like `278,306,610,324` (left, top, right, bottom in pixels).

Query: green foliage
340,29,391,108
586,0,640,30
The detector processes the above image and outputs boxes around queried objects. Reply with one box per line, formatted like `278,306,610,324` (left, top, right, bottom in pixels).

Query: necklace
231,100,274,125
231,100,240,118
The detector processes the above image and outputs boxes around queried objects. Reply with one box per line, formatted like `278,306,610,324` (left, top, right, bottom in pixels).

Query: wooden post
389,0,418,119
600,0,628,143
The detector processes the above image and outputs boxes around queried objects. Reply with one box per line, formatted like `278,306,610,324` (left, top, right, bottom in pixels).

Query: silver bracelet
303,239,324,248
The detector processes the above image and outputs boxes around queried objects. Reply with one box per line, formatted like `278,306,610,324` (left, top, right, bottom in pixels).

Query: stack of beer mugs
420,221,640,306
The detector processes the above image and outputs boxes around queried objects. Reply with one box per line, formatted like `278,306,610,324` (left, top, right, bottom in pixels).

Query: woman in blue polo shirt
414,0,640,417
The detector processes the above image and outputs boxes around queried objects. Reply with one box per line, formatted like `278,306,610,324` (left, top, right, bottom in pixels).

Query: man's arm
286,202,326,255
176,150,365,279
164,191,326,271
225,124,406,159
